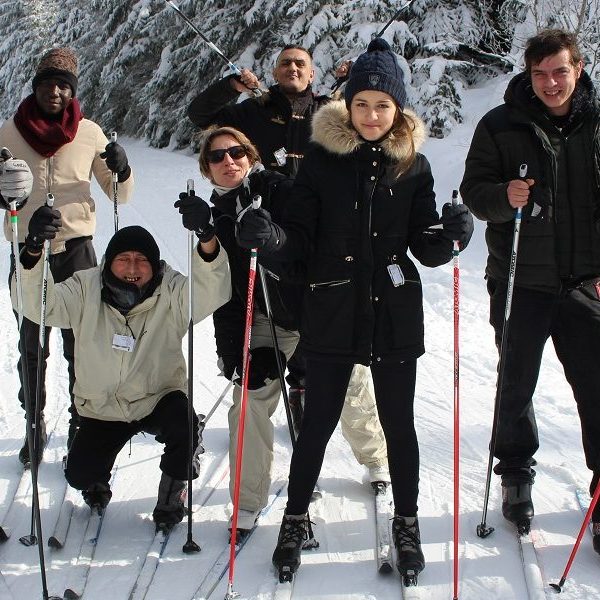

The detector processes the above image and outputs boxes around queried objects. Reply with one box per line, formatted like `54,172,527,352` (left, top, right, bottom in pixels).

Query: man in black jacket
188,46,391,507
461,29,600,548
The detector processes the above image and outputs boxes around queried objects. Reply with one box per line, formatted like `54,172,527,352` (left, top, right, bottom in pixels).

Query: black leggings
286,358,419,516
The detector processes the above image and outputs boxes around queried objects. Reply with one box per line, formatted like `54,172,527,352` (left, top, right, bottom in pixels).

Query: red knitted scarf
14,94,83,157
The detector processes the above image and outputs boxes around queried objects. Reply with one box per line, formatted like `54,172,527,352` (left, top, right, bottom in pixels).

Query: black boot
18,417,47,468
272,512,309,582
152,473,187,531
392,515,425,585
502,480,534,534
82,482,112,513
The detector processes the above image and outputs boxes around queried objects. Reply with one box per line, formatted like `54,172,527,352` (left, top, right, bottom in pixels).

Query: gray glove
0,157,33,210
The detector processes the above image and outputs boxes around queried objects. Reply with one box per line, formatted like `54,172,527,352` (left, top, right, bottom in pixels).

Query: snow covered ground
0,73,599,599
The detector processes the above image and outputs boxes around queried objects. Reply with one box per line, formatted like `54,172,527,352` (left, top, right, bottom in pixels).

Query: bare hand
335,60,352,79
230,68,260,93
507,178,535,209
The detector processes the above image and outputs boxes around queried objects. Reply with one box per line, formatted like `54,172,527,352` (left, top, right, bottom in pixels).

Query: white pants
228,310,388,512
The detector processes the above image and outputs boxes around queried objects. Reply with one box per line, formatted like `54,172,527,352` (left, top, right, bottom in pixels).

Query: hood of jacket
310,99,426,164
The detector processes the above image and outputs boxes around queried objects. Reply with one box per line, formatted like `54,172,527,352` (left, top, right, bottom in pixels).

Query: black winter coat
461,71,600,292
187,77,330,177
210,168,304,365
264,101,454,365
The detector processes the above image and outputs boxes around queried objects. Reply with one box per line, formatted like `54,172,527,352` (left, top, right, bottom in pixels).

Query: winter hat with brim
344,38,406,109
104,226,160,275
32,47,79,97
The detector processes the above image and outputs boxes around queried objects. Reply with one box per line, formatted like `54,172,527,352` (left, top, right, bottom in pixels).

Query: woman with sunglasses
176,126,304,537
235,39,474,582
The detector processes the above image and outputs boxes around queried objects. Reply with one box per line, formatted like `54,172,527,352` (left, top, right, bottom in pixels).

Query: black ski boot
18,417,47,468
502,480,534,534
272,512,309,583
152,473,187,532
82,482,112,514
392,515,425,586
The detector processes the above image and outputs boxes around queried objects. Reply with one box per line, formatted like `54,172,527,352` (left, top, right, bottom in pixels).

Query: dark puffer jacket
265,100,454,365
210,168,304,363
187,77,330,177
460,71,600,292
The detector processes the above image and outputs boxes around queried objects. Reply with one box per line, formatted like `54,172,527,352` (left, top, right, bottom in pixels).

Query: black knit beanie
344,38,407,109
104,226,160,275
32,47,79,97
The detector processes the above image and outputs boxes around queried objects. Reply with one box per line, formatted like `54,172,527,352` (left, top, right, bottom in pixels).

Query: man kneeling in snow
12,204,230,529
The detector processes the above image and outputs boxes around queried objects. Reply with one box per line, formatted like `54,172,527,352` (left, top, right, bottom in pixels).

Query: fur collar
311,100,426,163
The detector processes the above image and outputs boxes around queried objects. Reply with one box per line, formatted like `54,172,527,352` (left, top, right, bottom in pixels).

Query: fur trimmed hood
311,100,426,163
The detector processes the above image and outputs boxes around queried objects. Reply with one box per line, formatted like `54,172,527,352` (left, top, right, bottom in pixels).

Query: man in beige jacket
14,203,231,527
0,47,134,466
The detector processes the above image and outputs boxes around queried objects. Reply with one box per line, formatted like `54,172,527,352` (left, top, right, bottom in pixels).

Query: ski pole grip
46,193,54,208
187,179,194,196
519,164,528,179
252,194,262,210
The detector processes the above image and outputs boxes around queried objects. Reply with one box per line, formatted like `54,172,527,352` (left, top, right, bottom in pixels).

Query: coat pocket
302,278,355,351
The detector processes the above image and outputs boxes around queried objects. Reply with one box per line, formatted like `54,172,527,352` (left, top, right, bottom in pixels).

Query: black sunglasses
206,145,248,164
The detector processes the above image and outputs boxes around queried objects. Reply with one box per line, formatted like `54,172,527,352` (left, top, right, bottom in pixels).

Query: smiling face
207,134,251,188
530,49,583,116
349,90,398,141
273,48,314,95
34,77,73,116
110,251,153,288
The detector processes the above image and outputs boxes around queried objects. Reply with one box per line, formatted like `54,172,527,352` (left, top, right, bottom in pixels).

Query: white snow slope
0,74,598,600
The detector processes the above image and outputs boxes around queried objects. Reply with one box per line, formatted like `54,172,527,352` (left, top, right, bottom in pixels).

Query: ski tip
48,536,64,549
18,534,37,547
0,527,11,543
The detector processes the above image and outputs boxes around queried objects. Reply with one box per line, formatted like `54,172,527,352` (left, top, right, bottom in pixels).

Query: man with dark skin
0,47,134,466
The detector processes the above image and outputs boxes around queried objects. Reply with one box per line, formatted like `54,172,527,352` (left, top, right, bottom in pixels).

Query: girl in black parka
236,39,474,580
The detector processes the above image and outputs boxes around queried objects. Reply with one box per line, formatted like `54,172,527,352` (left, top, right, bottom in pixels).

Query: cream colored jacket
14,246,231,422
0,117,134,253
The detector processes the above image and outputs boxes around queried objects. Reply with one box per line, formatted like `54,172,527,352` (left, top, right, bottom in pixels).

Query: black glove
218,347,286,390
236,207,285,252
25,205,62,252
0,157,33,210
218,354,242,381
439,203,474,249
174,191,215,242
100,142,130,181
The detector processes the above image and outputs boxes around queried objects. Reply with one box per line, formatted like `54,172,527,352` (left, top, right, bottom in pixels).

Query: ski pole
251,196,318,548
183,179,201,555
451,189,461,600
110,132,119,233
20,192,55,548
550,480,600,593
330,0,413,94
477,164,527,538
225,206,261,600
24,196,61,600
164,0,261,97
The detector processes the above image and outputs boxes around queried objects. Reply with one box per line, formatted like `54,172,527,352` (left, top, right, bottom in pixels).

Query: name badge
274,147,287,166
112,334,135,352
